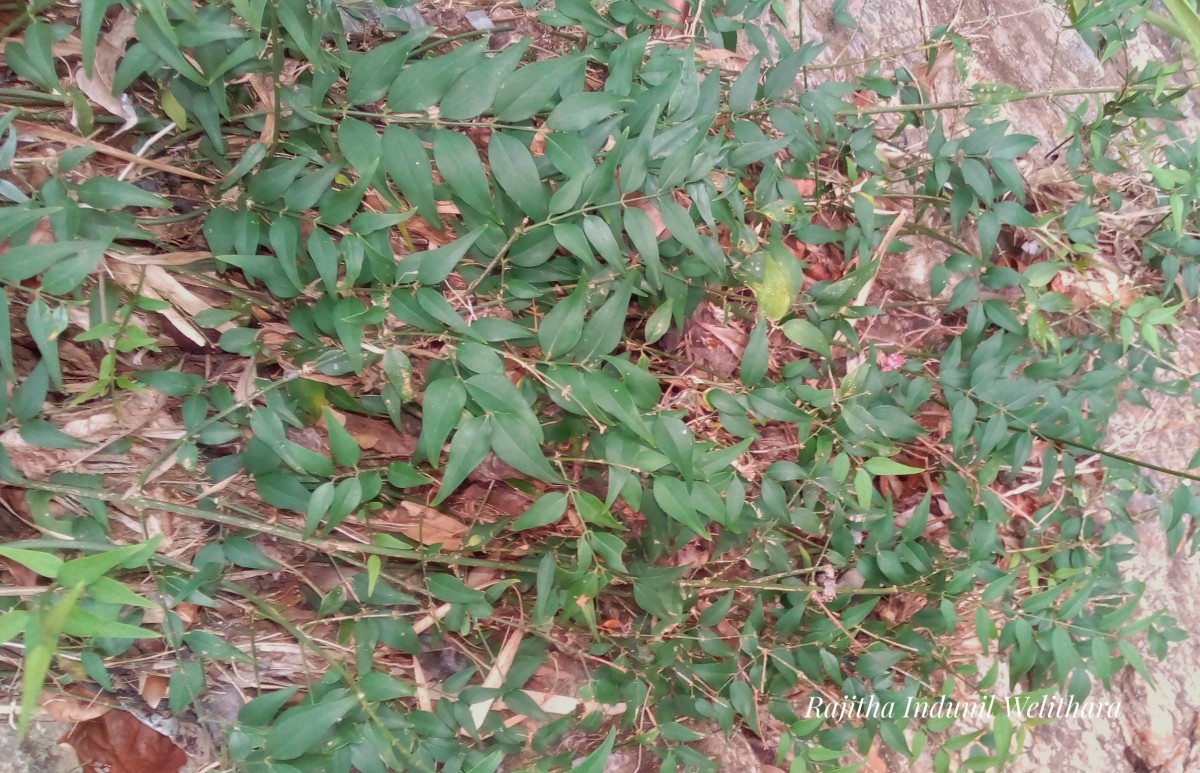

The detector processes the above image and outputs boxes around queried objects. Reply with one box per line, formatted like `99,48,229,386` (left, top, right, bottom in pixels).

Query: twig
14,121,215,182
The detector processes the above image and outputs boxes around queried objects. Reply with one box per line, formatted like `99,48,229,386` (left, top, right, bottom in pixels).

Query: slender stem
12,477,541,572
411,26,517,57
836,83,1189,117
0,88,67,104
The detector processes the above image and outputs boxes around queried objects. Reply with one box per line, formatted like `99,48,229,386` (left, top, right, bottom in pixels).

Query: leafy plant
0,0,1196,771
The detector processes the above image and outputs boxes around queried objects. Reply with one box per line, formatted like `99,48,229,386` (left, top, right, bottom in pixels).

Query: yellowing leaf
747,252,794,322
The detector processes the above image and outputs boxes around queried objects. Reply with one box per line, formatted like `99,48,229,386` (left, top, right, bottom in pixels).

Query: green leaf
168,659,205,715
20,583,83,737
308,227,339,296
387,462,430,488
86,576,154,608
413,227,487,286
574,490,623,530
653,476,709,539
265,696,358,761
488,132,549,221
5,22,60,92
26,300,68,390
571,729,616,773
746,252,795,322
249,408,334,477
388,39,487,113
366,554,381,597
1164,0,1200,64
495,55,581,121
623,206,662,285
255,472,311,512
19,419,93,450
741,315,768,386
781,318,830,356
574,279,633,362
433,129,494,218
537,284,587,359
323,408,361,468
491,413,561,483
0,610,29,644
62,606,158,639
546,92,629,132
58,536,161,587
0,546,62,579
40,242,106,295
304,481,335,538
419,379,466,466
183,629,253,663
360,671,415,701
383,126,441,228
653,416,694,482
432,415,492,505
875,551,908,584
643,300,673,345
345,30,433,104
77,177,171,209
729,54,763,113
427,573,486,604
511,492,568,531
763,43,823,99
441,39,531,120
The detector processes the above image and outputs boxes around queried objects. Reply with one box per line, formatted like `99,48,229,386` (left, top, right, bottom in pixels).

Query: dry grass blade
15,121,215,183
466,629,523,734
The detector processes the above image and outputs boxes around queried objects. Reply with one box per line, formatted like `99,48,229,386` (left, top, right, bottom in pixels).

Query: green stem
836,83,1189,117
411,26,517,57
0,0,55,38
12,477,541,572
0,88,68,104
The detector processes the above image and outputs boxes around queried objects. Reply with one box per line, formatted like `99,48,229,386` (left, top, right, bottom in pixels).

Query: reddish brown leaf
62,710,188,773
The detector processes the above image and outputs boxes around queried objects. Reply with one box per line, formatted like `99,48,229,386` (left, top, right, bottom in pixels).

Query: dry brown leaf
108,262,232,349
232,73,277,145
529,123,550,156
139,675,170,710
637,202,668,238
339,412,417,457
786,177,816,198
62,709,188,773
494,689,627,717
75,11,139,134
694,48,749,70
0,389,172,478
1,555,39,587
40,692,113,723
661,0,689,27
108,250,214,266
377,501,467,549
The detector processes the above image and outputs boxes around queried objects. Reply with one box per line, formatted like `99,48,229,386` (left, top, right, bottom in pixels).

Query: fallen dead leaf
139,675,169,710
108,262,231,350
377,501,468,549
74,11,138,134
339,412,417,457
40,692,113,723
62,709,187,773
694,47,750,70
